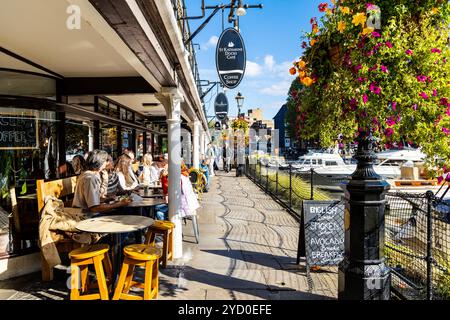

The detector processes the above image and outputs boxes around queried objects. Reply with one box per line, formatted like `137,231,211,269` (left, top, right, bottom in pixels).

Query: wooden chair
36,176,79,282
9,187,38,252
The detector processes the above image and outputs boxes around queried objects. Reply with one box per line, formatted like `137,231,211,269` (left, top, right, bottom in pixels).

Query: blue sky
188,0,324,119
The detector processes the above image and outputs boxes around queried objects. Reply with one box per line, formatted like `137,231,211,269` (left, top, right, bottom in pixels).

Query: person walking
206,143,215,177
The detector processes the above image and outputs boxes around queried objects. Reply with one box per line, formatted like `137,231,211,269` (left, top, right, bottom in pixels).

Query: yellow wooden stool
144,220,175,268
112,244,162,300
69,244,113,300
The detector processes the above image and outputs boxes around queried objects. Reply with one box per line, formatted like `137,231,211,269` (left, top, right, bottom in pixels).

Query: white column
189,120,201,169
88,125,94,152
200,130,205,159
156,88,184,259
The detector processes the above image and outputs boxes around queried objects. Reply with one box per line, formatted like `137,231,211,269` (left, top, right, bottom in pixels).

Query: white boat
291,151,401,179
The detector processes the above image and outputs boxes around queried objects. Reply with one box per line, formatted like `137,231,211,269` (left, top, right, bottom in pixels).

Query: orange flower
352,12,366,27
337,21,346,33
299,70,306,78
312,25,319,35
289,67,297,75
361,26,374,35
310,38,317,46
301,77,314,87
340,6,351,15
297,60,307,70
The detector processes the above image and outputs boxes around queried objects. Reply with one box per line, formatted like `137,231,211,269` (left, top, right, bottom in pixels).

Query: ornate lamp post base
338,134,391,300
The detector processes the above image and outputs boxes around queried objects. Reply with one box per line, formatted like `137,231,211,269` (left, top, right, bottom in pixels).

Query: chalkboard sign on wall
297,200,345,271
0,114,38,150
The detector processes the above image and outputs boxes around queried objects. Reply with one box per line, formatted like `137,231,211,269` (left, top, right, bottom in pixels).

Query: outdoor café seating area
34,149,207,300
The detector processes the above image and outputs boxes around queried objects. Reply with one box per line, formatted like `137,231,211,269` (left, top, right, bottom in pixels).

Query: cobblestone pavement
0,171,338,300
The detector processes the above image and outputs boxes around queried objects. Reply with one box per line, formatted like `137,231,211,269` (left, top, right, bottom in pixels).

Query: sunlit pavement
0,171,338,300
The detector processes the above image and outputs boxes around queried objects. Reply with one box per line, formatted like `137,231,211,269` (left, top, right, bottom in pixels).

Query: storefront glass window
65,119,91,163
136,131,144,160
0,107,59,254
100,123,118,160
121,128,133,153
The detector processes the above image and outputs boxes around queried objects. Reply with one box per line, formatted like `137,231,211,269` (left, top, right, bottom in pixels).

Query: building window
0,107,59,254
100,123,118,160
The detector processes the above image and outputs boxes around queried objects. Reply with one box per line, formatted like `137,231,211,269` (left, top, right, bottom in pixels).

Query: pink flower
354,64,362,73
406,49,413,55
368,64,378,72
380,65,388,73
367,3,377,10
363,94,368,104
385,41,393,48
372,117,380,126
431,48,442,53
391,102,397,111
443,127,450,136
438,176,444,184
412,104,418,111
358,77,367,83
440,97,448,106
420,92,429,100
398,142,404,150
417,75,428,82
372,31,381,38
385,128,394,136
386,116,396,126
385,142,394,149
433,89,438,97
370,82,381,94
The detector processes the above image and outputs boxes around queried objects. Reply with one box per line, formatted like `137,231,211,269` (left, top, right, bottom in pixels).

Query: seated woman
154,161,200,221
139,153,160,185
72,150,131,215
154,165,169,220
115,154,139,193
71,155,86,175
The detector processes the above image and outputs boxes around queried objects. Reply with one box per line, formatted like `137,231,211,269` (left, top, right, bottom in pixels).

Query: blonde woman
115,154,139,192
139,153,159,185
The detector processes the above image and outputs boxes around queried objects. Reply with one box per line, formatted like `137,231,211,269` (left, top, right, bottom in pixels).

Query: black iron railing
245,158,450,300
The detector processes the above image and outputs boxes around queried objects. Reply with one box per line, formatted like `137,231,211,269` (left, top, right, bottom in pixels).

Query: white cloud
259,81,291,96
246,60,263,77
264,55,275,70
202,36,219,50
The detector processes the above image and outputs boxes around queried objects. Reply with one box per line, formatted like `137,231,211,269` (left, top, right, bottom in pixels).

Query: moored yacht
291,151,402,179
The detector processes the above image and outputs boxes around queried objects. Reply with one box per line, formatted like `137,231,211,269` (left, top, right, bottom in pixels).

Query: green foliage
289,1,450,175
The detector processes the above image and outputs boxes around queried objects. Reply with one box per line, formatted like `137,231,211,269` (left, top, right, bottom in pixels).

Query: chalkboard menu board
0,114,38,150
297,200,345,268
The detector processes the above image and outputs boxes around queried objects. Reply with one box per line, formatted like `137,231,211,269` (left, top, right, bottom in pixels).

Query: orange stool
69,244,113,300
113,244,162,300
144,220,175,268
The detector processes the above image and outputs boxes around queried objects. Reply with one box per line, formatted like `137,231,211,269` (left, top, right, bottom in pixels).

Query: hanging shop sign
216,28,246,89
214,92,229,121
0,113,38,150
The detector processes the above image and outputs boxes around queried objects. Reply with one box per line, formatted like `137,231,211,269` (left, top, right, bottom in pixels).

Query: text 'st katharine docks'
216,28,246,89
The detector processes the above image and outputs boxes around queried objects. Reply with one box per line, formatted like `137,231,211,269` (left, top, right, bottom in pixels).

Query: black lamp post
338,132,391,300
235,92,244,117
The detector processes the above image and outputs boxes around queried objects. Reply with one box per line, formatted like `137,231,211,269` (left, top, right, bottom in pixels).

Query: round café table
126,198,166,217
75,215,154,283
136,189,164,199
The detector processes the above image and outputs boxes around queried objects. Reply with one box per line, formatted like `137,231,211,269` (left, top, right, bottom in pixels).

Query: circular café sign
214,92,229,121
216,28,246,89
